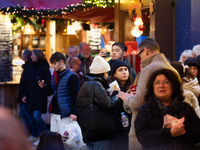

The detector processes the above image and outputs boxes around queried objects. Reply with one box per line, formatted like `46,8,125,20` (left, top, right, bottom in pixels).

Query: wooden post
114,0,123,42
45,18,51,62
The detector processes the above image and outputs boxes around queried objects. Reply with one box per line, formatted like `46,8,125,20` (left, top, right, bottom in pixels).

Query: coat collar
85,74,110,89
141,53,166,69
147,95,185,117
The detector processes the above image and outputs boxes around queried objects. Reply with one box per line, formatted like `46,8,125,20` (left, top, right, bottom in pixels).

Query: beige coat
183,77,200,118
183,89,200,118
124,53,180,150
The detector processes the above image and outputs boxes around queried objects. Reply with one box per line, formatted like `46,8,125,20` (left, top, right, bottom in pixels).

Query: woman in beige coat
171,61,200,117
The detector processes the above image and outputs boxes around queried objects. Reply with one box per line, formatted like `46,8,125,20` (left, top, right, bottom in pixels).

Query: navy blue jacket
50,68,79,118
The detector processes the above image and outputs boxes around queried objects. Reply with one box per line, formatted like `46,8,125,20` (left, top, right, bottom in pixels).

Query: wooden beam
45,18,51,62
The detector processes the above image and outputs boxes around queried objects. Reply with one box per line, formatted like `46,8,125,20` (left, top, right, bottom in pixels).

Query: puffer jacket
77,74,120,143
135,95,200,150
50,68,78,118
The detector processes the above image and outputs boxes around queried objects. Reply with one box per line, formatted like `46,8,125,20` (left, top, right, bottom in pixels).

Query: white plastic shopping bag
63,121,85,148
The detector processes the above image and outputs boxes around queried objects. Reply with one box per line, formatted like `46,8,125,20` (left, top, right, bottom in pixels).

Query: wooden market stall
0,0,115,111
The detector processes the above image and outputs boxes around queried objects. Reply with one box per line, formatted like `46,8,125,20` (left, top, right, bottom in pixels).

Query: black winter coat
135,95,200,150
77,74,120,143
25,59,51,113
18,59,32,103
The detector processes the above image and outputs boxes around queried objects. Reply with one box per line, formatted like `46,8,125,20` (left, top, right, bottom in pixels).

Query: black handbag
77,83,118,132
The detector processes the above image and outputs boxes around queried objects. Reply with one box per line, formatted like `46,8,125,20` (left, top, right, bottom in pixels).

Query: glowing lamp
23,24,35,35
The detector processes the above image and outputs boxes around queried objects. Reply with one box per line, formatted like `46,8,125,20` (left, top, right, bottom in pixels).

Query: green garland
83,0,115,7
0,2,114,34
0,3,95,18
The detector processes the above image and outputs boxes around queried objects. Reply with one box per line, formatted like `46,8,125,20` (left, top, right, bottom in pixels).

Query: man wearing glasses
117,38,181,150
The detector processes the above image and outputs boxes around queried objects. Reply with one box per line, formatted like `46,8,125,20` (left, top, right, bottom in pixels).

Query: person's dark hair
145,69,184,102
184,57,200,84
37,131,65,150
170,61,194,80
50,52,65,64
138,38,160,53
112,42,127,52
33,49,45,61
107,75,133,92
23,49,32,60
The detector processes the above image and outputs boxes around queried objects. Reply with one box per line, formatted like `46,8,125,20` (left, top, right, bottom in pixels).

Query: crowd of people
3,39,200,150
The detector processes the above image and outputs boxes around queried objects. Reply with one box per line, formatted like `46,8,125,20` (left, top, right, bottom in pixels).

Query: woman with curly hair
135,69,200,150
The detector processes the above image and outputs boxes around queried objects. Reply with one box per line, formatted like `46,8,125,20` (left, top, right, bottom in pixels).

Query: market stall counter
0,81,19,114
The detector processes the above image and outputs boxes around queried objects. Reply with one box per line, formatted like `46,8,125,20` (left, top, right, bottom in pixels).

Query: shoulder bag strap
90,82,95,111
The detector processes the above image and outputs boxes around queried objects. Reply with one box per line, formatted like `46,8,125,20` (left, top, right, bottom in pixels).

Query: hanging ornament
138,24,145,31
132,14,137,21
131,17,144,37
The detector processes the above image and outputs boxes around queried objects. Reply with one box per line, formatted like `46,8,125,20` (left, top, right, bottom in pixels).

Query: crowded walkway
1,39,200,150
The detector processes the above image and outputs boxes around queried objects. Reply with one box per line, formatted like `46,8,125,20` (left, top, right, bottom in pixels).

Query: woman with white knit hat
77,56,120,150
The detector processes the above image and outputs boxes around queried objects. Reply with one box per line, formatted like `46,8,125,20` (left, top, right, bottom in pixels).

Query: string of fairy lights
0,3,96,19
0,1,115,34
0,0,144,37
83,0,115,8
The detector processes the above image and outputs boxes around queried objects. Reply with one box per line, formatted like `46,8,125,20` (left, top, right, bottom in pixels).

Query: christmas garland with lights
0,3,95,19
0,3,97,34
0,2,115,34
83,0,115,8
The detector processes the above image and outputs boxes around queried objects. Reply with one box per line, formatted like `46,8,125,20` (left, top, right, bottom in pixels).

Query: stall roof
0,0,114,23
54,7,114,23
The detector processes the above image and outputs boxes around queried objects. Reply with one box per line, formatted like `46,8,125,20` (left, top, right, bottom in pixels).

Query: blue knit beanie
110,59,129,75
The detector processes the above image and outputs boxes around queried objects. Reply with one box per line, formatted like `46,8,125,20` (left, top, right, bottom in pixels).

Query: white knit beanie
89,56,110,74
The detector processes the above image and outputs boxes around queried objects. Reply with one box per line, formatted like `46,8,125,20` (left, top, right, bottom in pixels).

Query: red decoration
132,15,137,21
42,19,45,26
138,24,145,31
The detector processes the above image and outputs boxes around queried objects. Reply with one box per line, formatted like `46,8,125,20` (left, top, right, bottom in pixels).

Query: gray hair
179,49,192,62
79,42,88,50
192,44,200,57
68,46,78,53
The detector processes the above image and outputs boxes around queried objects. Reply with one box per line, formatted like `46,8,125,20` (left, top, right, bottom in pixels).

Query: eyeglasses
137,49,144,59
137,47,148,59
153,81,171,87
